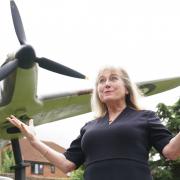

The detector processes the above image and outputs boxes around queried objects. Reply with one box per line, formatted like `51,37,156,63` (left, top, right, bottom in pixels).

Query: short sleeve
147,111,173,154
63,124,86,169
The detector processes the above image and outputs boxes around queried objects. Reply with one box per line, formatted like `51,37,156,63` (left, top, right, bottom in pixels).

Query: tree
0,148,14,173
149,98,180,180
69,166,84,180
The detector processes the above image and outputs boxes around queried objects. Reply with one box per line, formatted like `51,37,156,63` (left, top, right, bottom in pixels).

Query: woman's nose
105,80,111,87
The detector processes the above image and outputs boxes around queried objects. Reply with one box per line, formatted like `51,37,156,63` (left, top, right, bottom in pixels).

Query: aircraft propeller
0,0,86,81
10,0,26,45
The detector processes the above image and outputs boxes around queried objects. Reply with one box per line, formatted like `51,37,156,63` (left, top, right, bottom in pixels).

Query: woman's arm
162,132,180,160
30,138,76,173
7,115,76,173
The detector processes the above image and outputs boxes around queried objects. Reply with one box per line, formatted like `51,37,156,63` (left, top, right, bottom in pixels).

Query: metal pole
11,139,27,180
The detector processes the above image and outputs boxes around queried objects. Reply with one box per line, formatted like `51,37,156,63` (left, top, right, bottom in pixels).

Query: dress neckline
106,106,129,125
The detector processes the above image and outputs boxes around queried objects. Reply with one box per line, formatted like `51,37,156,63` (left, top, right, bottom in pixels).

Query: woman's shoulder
86,116,103,125
127,106,155,114
81,117,100,128
128,107,158,120
79,117,100,134
132,107,156,116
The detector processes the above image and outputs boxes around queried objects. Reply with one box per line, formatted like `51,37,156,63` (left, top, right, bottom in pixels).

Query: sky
0,0,180,148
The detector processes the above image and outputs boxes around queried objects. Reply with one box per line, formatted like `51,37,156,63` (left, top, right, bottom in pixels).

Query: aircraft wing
33,89,92,126
0,88,92,140
34,76,180,126
137,76,180,96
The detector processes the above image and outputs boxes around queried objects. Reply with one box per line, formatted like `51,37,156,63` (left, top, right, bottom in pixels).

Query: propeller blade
0,59,18,81
10,0,27,45
36,57,86,79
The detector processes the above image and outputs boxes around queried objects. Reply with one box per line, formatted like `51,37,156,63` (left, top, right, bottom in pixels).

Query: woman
7,66,180,180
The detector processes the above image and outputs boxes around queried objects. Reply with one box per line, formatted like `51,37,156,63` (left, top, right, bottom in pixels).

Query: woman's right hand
6,115,37,142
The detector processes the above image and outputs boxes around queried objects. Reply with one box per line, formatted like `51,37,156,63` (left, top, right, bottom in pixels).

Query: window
50,165,55,174
31,163,44,175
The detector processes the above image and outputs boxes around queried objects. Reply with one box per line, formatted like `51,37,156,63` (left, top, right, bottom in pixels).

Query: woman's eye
98,78,106,83
110,76,119,81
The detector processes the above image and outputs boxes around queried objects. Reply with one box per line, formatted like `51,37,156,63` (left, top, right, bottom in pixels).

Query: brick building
19,138,69,179
1,139,69,179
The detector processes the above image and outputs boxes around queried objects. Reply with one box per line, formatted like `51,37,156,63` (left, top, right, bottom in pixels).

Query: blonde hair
91,66,143,118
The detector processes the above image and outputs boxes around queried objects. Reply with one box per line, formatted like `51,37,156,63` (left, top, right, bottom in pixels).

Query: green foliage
69,166,84,180
149,98,180,180
156,99,180,134
0,148,14,173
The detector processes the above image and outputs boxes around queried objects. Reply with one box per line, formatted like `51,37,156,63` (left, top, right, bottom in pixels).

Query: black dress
64,107,172,180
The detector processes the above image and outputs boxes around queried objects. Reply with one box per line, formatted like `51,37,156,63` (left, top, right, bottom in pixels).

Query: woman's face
97,69,128,104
